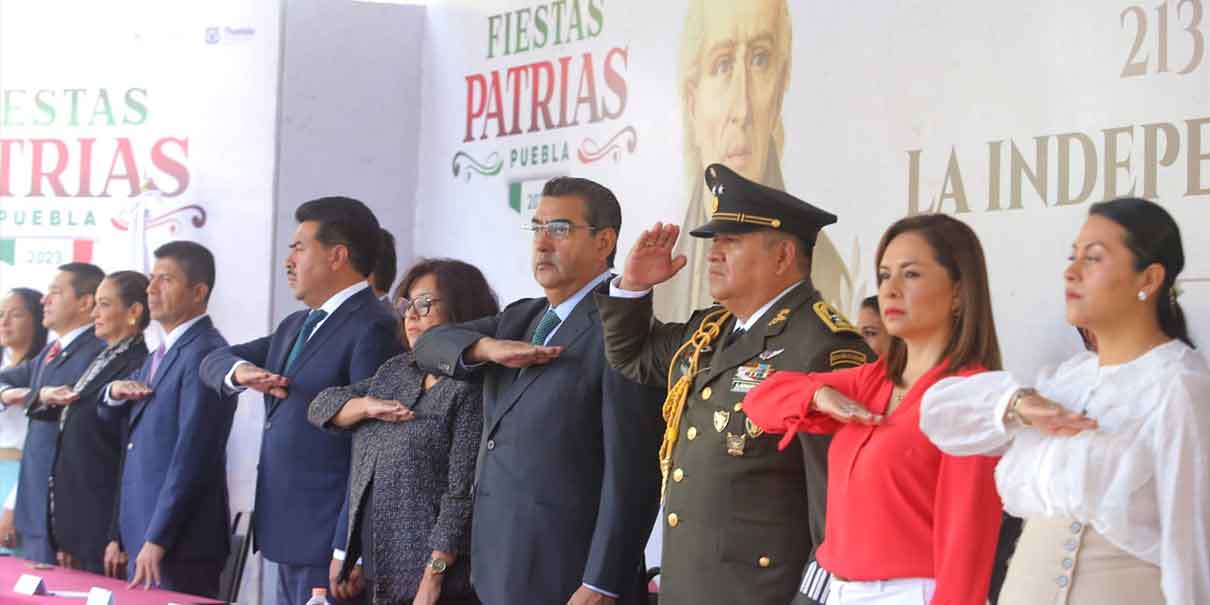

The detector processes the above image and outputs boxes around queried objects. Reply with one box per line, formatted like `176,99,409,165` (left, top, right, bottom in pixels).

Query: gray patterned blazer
308,352,482,603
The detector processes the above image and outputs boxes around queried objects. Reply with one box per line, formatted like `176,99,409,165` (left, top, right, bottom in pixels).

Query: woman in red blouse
745,214,1004,605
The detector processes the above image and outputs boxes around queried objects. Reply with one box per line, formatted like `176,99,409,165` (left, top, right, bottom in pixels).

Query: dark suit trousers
277,561,365,605
20,533,55,565
125,559,223,599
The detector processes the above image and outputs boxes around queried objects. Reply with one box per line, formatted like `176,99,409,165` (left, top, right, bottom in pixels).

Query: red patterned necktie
44,341,62,363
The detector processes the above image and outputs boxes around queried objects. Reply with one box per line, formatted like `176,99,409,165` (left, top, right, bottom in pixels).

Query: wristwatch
426,556,449,574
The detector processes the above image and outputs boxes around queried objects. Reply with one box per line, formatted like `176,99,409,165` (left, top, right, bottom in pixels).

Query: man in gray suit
413,177,664,605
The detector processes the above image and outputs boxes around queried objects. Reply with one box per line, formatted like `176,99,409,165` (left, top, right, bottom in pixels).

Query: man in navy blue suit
0,263,106,565
200,197,401,605
102,241,234,598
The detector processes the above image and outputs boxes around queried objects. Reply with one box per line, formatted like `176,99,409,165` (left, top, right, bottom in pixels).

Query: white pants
825,577,937,605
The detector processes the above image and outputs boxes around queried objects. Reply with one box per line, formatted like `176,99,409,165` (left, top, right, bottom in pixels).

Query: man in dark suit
102,242,235,598
413,177,664,605
0,263,106,565
200,197,402,605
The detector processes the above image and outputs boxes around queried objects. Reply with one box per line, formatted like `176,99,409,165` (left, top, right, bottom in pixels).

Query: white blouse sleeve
1153,370,1210,604
920,371,1022,456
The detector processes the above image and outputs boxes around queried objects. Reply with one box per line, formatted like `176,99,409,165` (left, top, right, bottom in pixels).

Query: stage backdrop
411,0,1210,567
0,0,279,558
414,0,1210,382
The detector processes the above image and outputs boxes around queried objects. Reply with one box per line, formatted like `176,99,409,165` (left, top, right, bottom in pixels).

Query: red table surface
0,556,225,604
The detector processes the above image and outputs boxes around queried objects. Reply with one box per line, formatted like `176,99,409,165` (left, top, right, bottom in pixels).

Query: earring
129,318,137,326
1137,291,1147,302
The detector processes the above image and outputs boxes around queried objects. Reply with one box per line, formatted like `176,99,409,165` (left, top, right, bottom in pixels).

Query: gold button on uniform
733,402,743,412
672,468,685,482
758,556,772,568
687,427,698,440
667,513,679,527
701,387,713,400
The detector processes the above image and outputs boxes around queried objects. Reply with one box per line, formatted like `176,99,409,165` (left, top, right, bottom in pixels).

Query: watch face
430,558,448,573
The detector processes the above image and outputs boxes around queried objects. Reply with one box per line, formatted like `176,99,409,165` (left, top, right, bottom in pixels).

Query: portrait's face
688,0,787,186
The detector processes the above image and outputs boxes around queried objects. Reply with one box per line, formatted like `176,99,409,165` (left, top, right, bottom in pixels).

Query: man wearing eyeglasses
200,197,402,605
413,177,665,605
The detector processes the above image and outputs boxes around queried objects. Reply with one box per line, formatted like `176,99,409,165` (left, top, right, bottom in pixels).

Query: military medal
759,348,784,361
725,432,747,456
745,417,765,438
713,409,731,433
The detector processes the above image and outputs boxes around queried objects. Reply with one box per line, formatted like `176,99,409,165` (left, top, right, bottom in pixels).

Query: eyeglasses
396,295,441,317
521,219,600,240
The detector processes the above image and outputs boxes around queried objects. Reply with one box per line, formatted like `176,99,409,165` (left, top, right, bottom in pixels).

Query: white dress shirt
226,281,370,390
919,340,1210,604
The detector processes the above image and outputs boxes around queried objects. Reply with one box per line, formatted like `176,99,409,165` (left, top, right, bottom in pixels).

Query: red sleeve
930,451,1003,605
744,364,873,449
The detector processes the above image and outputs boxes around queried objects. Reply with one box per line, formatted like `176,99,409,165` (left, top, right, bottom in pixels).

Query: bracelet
1006,388,1036,427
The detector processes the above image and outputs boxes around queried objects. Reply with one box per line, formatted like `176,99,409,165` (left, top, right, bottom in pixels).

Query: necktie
44,341,62,363
285,309,328,372
724,327,746,348
147,344,167,383
530,308,562,345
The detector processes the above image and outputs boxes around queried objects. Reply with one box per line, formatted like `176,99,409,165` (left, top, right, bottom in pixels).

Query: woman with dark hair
310,259,498,605
0,288,48,552
921,198,1209,604
743,214,1005,605
856,295,890,359
33,271,149,575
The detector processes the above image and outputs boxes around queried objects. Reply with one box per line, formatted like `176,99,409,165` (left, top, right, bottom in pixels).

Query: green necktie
285,309,328,372
530,308,562,345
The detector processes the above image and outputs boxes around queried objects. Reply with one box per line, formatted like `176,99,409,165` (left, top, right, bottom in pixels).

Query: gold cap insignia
709,195,720,216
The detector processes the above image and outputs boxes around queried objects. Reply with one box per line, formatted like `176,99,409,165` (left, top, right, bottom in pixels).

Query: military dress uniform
595,164,872,605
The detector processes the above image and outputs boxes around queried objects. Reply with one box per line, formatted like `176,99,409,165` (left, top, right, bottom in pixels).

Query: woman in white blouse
920,197,1208,605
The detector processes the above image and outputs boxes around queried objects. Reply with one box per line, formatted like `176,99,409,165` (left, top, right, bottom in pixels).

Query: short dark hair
154,241,217,302
394,258,500,347
541,177,622,267
106,270,151,330
860,295,879,313
4,288,48,364
1090,197,1193,348
57,262,105,299
371,228,398,295
295,196,382,277
875,214,1002,384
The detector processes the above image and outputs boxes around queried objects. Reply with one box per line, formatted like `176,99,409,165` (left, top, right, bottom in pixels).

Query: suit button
126,443,134,451
486,440,495,450
686,427,698,441
264,421,272,431
733,402,743,412
672,468,684,483
758,556,772,568
701,387,712,400
666,513,679,528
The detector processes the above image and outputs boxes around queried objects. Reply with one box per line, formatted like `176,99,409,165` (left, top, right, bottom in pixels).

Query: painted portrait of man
658,0,849,321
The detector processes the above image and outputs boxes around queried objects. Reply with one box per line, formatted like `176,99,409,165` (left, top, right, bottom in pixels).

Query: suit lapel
270,312,307,375
703,283,814,386
486,294,597,437
131,318,210,429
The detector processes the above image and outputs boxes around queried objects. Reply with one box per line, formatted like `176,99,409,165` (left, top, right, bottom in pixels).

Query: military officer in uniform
594,164,871,605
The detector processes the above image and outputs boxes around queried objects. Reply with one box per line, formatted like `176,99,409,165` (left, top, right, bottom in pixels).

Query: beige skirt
998,516,1163,605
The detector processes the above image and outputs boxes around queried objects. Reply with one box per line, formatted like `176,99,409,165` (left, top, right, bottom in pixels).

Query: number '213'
1121,0,1204,76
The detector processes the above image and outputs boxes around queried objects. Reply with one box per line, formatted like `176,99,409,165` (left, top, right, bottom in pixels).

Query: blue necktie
285,309,327,372
530,308,561,345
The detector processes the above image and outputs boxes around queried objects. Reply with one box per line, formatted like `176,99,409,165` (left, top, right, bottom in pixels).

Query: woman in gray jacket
309,259,498,605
